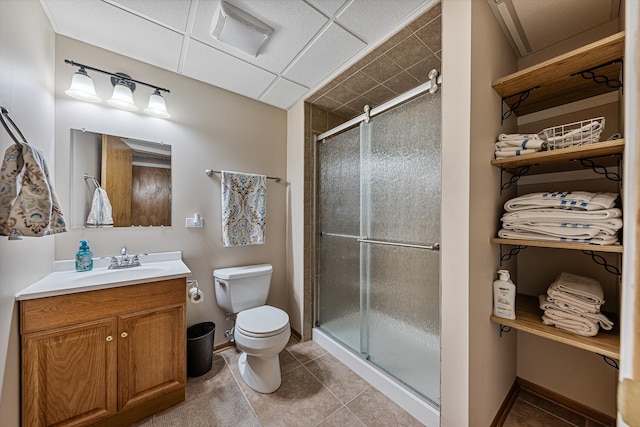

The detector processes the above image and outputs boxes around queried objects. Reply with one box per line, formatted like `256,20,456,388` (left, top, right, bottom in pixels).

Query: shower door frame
312,74,443,400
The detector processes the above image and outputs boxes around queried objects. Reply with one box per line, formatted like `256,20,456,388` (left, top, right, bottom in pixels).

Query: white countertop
16,251,191,301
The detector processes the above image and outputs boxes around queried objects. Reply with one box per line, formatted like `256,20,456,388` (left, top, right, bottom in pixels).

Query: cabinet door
117,303,185,411
22,318,117,427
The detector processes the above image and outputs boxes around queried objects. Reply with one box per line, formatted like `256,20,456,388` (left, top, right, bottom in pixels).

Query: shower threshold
313,328,440,427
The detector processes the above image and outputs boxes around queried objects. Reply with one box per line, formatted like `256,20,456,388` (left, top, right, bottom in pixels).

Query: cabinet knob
121,332,128,338
106,336,113,342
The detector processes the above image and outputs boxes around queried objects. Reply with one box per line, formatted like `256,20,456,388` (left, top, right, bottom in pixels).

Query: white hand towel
221,171,267,247
86,187,114,227
495,138,547,151
551,272,604,305
498,133,542,141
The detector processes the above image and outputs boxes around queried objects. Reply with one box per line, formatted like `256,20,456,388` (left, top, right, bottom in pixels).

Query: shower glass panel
363,93,441,404
316,89,441,406
317,125,361,351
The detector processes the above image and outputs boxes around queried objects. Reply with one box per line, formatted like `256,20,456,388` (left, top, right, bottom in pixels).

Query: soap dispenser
75,240,93,272
493,269,516,320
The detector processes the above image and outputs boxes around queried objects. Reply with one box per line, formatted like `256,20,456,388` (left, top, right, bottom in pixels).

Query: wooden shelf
492,32,624,116
491,139,624,175
491,237,623,253
490,294,620,360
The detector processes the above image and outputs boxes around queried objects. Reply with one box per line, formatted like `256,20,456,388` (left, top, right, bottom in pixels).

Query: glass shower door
316,125,362,351
361,92,441,404
316,89,441,406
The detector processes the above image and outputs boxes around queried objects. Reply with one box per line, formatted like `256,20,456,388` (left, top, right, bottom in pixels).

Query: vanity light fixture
64,59,171,119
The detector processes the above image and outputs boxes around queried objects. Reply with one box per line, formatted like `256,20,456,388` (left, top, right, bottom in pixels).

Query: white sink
70,265,169,286
16,252,191,300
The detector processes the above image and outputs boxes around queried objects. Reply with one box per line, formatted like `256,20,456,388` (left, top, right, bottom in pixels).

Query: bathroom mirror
70,129,172,228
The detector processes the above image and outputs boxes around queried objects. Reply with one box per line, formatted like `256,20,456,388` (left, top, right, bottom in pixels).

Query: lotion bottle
75,240,93,272
493,269,516,320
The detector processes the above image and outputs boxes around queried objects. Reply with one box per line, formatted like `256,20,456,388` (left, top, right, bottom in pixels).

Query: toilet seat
236,305,289,338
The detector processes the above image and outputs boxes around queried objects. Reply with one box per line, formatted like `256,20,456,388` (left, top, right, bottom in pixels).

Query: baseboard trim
517,377,616,426
490,379,520,427
290,327,302,342
214,340,235,353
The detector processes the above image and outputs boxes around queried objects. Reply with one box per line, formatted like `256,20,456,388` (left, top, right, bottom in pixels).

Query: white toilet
213,264,290,393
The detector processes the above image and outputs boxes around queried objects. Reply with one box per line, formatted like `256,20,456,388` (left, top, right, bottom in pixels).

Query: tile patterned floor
137,338,425,427
502,390,612,427
137,338,611,427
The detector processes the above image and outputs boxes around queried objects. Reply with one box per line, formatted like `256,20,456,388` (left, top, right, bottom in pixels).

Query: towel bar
205,169,281,183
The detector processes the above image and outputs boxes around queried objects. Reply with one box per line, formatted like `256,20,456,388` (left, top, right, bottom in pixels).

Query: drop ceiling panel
304,0,349,17
43,0,184,71
284,23,366,88
512,0,615,52
107,0,193,32
260,78,309,109
191,0,328,74
337,0,428,42
183,39,277,99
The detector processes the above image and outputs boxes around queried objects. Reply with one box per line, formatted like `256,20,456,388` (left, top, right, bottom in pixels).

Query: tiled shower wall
302,2,442,340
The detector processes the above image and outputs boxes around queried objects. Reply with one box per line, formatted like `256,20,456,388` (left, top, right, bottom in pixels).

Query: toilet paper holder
187,280,203,303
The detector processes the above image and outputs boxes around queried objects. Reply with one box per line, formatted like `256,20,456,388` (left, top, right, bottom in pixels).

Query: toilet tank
213,264,273,314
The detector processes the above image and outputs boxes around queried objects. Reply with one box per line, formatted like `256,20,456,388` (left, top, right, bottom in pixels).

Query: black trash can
186,321,215,377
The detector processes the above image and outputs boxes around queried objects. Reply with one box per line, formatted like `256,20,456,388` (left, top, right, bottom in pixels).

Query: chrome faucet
106,247,145,269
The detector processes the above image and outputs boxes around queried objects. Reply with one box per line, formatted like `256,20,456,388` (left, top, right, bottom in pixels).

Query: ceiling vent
212,1,273,57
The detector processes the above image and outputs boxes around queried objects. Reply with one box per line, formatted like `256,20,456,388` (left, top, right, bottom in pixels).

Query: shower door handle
357,238,440,251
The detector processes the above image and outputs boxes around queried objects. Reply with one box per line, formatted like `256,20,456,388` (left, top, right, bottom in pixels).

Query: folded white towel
551,272,604,305
539,293,612,330
504,191,618,212
495,138,547,151
499,133,542,141
495,149,539,158
501,208,622,221
497,229,619,245
501,222,618,239
501,210,623,233
539,295,600,336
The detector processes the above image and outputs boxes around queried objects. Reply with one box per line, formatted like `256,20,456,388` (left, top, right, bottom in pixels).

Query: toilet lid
236,305,289,338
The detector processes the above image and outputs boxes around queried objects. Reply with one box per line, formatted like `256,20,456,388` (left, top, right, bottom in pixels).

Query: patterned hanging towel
0,143,67,237
221,171,266,247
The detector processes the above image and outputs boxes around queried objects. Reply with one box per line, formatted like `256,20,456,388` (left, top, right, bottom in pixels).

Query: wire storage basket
542,117,605,150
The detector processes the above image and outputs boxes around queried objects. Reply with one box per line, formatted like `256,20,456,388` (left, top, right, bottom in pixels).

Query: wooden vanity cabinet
20,278,186,427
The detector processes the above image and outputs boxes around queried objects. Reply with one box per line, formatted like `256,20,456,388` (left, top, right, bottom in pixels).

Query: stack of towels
494,133,548,158
539,272,613,337
498,191,623,245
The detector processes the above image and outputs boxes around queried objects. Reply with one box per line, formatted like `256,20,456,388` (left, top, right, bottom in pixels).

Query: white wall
53,36,288,346
0,1,56,425
286,100,305,335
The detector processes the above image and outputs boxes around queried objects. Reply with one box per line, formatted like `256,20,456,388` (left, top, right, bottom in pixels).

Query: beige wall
440,0,472,425
53,36,288,346
467,0,519,425
514,105,622,416
286,99,305,334
0,1,56,425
